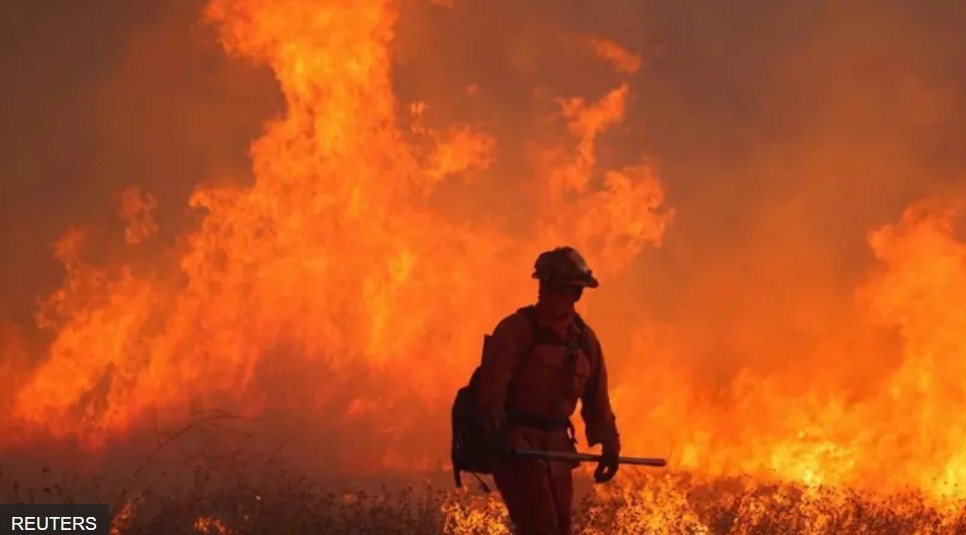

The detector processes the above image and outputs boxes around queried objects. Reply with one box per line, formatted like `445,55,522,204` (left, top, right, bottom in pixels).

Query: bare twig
110,411,242,523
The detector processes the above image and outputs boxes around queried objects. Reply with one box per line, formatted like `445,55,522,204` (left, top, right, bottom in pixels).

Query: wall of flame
1,0,966,504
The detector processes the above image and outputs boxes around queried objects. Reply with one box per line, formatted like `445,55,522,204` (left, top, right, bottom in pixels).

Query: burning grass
3,457,964,534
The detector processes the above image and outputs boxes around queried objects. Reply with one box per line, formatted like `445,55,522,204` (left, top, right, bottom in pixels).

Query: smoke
396,0,966,390
0,0,280,330
2,0,966,495
641,0,966,389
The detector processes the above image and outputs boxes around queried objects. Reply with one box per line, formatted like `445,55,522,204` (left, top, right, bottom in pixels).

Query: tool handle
512,448,667,467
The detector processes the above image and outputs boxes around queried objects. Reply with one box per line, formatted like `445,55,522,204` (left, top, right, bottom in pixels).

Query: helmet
531,246,599,288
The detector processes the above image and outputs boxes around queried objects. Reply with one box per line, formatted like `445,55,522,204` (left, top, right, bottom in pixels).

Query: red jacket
474,305,620,471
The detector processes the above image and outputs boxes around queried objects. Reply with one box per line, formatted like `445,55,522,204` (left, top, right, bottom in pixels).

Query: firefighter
474,246,621,535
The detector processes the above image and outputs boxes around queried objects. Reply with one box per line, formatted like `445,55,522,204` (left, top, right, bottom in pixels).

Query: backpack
450,306,592,490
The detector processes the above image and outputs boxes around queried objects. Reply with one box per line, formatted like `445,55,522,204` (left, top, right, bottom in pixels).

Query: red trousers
493,457,574,535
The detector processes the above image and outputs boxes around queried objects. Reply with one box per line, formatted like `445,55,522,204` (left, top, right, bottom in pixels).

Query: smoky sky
2,0,966,376
0,0,280,329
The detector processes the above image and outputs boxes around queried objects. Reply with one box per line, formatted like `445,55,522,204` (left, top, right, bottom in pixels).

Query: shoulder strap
516,305,539,354
508,306,541,382
573,313,596,360
501,307,539,413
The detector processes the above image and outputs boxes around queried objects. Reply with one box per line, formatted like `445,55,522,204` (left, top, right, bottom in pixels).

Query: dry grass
3,460,965,535
1,418,962,534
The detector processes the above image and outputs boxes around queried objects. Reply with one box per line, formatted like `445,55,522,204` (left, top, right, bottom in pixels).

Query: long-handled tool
512,448,667,467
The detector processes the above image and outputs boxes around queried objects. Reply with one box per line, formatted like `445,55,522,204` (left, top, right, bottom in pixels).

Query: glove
593,443,619,484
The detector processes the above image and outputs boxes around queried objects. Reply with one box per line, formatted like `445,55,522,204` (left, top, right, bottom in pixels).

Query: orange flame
587,38,642,75
1,0,667,476
2,0,965,518
116,186,159,246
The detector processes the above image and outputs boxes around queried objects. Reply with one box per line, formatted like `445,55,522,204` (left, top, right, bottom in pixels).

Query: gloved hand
593,442,619,483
